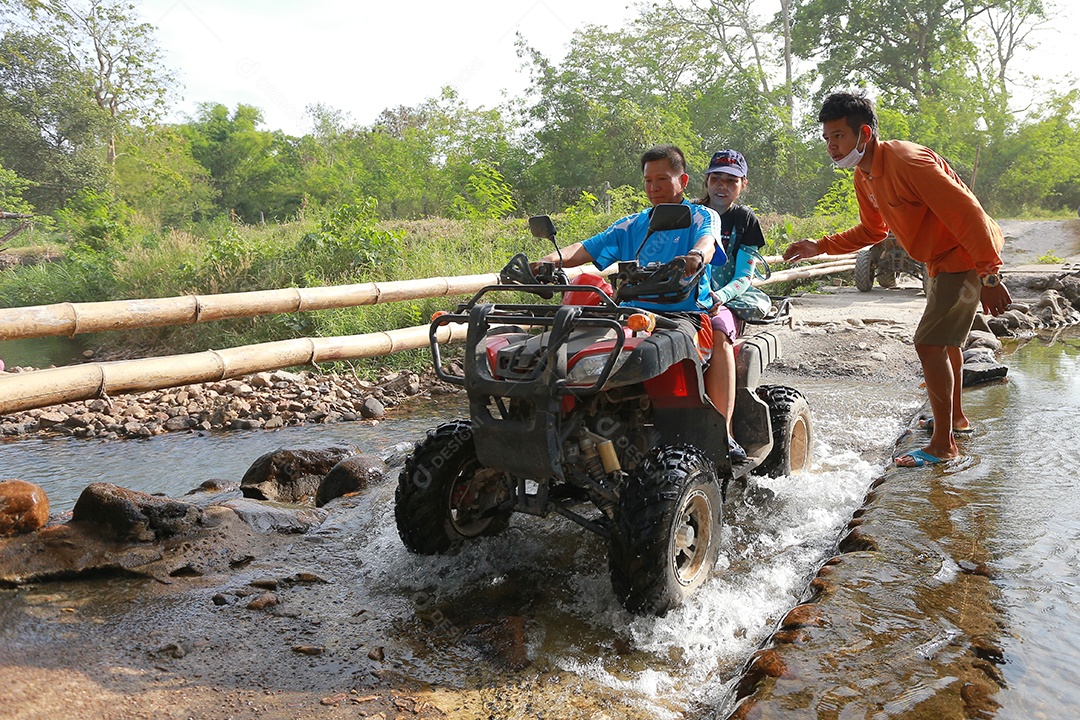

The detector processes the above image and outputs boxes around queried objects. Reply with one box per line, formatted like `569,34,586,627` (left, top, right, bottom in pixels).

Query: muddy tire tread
609,445,720,615
395,420,510,555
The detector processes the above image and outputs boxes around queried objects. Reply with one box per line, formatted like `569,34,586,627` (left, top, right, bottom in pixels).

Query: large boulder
0,479,50,536
315,454,389,507
71,482,204,542
240,446,357,504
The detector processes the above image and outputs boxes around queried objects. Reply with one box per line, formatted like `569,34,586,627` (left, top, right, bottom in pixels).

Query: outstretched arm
783,239,822,261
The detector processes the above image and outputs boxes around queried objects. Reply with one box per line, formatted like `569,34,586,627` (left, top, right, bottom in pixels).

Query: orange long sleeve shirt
818,140,1004,277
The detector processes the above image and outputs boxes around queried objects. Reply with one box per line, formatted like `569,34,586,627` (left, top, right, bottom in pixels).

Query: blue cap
705,149,748,178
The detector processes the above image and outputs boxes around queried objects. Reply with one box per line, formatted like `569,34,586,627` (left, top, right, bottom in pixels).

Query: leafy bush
54,188,132,254
448,161,516,220
295,197,405,280
0,163,34,215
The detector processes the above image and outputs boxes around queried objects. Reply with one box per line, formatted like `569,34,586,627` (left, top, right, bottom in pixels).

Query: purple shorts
710,305,741,343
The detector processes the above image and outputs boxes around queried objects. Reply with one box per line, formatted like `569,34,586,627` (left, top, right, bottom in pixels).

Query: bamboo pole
0,258,865,415
0,323,469,416
757,260,857,286
761,252,857,264
0,270,603,341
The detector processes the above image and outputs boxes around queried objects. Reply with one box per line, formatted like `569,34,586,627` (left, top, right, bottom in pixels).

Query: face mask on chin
833,129,868,169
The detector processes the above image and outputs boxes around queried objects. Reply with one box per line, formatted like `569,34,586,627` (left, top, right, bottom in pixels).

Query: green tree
5,0,175,165
180,103,297,222
983,92,1080,213
448,160,516,219
516,18,703,212
0,162,34,214
113,124,214,226
0,29,108,213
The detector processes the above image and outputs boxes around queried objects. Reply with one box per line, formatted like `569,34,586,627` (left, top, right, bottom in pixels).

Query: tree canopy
0,0,1075,224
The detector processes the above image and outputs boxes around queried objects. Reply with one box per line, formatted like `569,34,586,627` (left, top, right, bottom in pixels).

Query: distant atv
854,234,929,293
395,204,812,615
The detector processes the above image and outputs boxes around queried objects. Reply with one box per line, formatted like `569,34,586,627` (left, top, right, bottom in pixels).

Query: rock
380,441,415,468
315,455,389,507
965,330,1002,353
240,447,357,503
153,642,188,659
962,362,1009,387
969,313,992,334
246,592,278,611
36,411,68,428
1001,309,1036,331
71,483,204,542
359,397,385,419
0,479,51,536
222,497,328,534
292,644,325,656
1059,275,1080,304
962,347,997,364
986,315,1011,337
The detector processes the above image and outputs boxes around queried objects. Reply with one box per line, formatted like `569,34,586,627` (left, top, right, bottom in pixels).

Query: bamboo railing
0,256,859,415
0,324,467,416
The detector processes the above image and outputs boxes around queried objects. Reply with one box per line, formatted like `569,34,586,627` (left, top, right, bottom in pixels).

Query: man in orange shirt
784,91,1012,467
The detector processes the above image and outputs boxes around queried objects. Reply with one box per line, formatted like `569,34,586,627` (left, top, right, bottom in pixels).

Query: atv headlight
567,352,628,386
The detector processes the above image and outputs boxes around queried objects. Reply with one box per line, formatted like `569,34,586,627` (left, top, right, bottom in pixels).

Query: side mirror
648,203,692,233
529,215,557,240
634,203,692,260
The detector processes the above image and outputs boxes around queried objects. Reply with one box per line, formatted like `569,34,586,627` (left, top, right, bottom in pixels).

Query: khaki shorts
913,270,980,346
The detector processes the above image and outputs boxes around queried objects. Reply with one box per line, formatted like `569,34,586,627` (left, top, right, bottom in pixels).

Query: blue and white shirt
582,200,725,313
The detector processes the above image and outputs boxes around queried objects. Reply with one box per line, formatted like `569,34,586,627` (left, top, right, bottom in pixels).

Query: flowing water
2,332,1079,718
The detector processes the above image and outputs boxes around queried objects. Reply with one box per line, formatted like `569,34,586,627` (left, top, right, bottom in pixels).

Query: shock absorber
579,436,606,485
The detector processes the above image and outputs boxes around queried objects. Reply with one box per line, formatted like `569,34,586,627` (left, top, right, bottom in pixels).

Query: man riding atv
533,144,740,458
395,146,812,616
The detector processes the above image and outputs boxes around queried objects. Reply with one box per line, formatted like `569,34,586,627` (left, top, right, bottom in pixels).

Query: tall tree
790,0,990,106
180,102,296,222
516,17,705,211
4,0,174,165
0,29,107,212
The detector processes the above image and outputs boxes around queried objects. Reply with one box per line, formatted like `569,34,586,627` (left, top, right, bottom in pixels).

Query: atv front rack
431,297,632,396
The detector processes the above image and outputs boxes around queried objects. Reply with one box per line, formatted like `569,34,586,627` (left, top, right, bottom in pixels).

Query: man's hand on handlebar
680,253,703,277
529,260,555,279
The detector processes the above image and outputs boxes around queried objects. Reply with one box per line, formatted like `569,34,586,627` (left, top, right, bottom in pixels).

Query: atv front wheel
757,385,813,477
395,420,512,554
609,446,722,615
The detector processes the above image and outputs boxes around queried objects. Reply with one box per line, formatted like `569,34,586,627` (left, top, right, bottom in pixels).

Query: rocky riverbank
0,366,430,439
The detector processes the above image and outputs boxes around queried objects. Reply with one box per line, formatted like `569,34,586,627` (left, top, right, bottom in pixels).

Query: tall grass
0,203,626,371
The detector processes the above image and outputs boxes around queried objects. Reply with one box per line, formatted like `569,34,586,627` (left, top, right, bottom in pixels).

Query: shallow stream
2,331,1078,717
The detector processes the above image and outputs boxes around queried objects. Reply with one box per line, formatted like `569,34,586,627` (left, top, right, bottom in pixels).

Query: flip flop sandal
894,448,944,467
919,417,974,434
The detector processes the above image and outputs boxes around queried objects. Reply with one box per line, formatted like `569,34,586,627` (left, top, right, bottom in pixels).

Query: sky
135,0,1080,137
136,0,636,135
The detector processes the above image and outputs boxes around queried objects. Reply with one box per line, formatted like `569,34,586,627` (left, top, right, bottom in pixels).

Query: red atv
395,205,812,615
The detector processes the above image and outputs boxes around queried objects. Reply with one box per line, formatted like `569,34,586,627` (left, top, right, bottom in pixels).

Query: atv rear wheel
757,385,813,477
395,420,512,554
609,446,722,615
854,248,875,292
